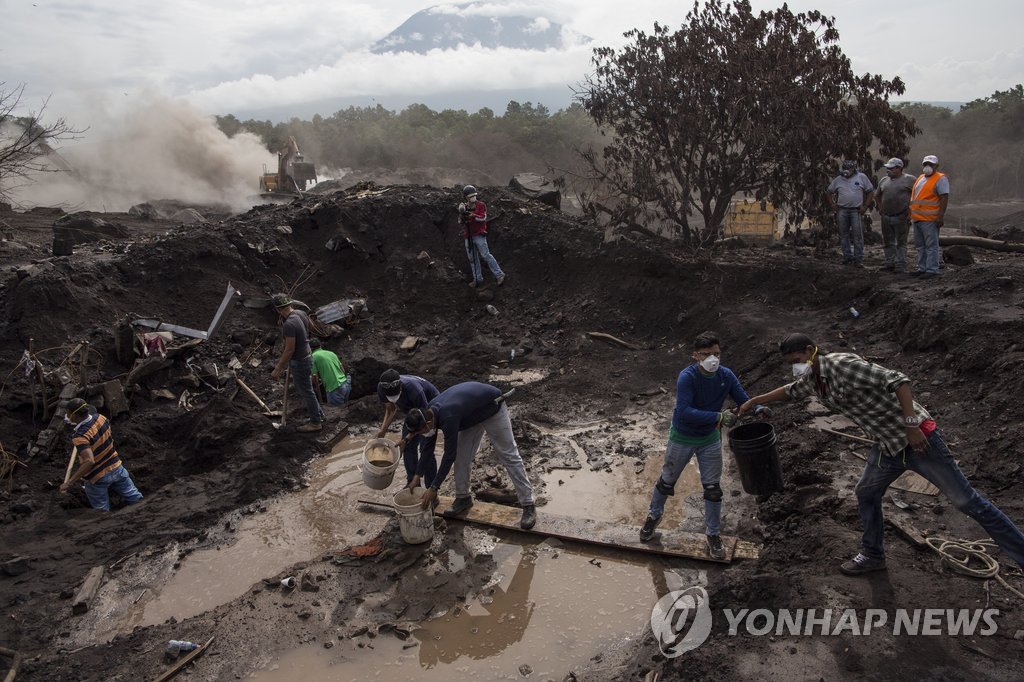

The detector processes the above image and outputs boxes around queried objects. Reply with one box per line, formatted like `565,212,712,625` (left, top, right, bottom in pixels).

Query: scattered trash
166,640,200,655
849,306,860,319
280,576,297,589
133,283,240,341
486,304,499,316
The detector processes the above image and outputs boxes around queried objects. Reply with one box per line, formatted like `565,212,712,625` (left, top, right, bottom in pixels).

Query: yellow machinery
259,136,317,196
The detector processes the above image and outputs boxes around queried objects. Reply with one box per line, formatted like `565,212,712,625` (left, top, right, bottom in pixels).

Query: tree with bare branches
576,0,918,246
0,83,83,203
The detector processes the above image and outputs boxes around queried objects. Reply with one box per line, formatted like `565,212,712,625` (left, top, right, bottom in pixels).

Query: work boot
639,515,660,542
443,495,473,518
519,504,536,530
497,274,506,286
706,534,726,560
908,270,924,277
297,422,322,433
839,553,887,576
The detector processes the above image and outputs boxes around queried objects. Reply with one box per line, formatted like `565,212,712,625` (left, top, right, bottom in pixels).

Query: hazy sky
4,0,1022,119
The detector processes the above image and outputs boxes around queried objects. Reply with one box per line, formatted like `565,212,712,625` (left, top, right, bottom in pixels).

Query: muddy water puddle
250,540,704,681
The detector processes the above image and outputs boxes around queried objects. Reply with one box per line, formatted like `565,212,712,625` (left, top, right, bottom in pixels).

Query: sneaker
852,261,864,269
908,270,924,277
443,495,473,518
297,422,322,433
841,258,853,266
706,535,726,560
839,553,887,576
496,274,506,287
639,515,660,542
520,504,536,530
468,281,478,289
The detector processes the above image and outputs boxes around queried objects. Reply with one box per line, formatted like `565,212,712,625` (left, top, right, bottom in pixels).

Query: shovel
273,368,290,429
234,376,281,419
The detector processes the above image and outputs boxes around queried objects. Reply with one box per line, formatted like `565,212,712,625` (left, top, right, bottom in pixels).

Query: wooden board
72,565,105,615
432,496,759,564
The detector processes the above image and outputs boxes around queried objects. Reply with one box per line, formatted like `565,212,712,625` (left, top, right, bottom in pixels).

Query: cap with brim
884,158,904,169
272,293,292,308
779,333,815,355
922,155,939,165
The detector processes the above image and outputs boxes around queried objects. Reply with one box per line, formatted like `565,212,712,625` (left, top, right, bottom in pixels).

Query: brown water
137,436,390,628
249,541,705,681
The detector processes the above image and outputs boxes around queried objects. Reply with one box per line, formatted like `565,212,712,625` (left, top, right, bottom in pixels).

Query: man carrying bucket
376,369,441,488
639,331,768,560
403,381,536,530
739,333,1024,575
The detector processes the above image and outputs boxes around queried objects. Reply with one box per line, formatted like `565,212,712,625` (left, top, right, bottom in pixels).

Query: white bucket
392,486,435,545
361,438,400,490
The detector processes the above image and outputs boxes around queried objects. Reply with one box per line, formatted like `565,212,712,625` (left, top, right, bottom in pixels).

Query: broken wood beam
586,332,644,351
72,565,105,615
151,636,215,682
939,235,1024,253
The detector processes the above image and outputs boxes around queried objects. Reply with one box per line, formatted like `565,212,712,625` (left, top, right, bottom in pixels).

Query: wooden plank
434,496,752,564
886,505,928,547
151,636,215,682
72,565,105,615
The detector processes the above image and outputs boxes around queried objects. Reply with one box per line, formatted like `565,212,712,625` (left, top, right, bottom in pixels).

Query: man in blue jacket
640,331,765,559
376,369,440,488
404,381,536,529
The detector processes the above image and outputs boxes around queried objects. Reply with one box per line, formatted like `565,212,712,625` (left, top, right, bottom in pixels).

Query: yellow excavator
259,136,317,197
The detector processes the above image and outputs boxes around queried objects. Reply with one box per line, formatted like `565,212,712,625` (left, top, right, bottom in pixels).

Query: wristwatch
903,415,922,427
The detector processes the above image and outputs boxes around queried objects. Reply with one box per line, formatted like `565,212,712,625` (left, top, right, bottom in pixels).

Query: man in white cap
875,158,916,272
909,155,950,279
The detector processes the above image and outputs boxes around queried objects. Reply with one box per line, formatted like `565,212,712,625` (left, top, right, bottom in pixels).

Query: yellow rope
925,536,1024,601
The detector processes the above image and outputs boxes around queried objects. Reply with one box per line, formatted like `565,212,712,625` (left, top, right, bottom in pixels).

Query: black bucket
728,422,784,496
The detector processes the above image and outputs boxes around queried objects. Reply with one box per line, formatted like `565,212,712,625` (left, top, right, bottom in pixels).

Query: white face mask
699,355,720,373
386,393,400,404
423,428,437,438
792,362,813,378
922,166,935,176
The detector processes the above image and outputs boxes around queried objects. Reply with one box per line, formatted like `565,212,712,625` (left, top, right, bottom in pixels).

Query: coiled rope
925,536,1024,601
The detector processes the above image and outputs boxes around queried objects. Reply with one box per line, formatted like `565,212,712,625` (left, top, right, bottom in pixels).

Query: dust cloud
10,96,274,213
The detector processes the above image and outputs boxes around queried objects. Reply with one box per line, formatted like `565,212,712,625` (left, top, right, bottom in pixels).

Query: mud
1,186,1024,681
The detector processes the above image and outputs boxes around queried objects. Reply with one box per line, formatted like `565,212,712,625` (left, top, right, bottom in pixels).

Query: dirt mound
3,183,1024,681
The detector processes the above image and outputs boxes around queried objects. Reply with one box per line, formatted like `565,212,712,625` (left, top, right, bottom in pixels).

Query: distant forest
216,85,1024,201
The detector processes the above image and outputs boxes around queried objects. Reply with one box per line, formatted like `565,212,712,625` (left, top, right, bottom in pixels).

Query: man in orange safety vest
909,155,950,280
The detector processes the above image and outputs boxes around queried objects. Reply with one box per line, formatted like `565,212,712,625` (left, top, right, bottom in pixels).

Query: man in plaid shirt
740,332,1024,575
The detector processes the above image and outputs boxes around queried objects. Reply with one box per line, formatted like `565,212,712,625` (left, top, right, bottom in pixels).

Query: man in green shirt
310,338,351,405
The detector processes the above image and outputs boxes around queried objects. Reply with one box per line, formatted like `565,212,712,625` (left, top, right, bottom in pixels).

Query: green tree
577,0,917,244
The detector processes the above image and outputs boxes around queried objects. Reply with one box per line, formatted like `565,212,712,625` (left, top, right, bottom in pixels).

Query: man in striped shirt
59,398,143,511
741,333,1024,575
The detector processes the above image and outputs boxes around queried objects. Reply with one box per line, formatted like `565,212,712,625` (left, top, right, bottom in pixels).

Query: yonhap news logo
651,588,1000,657
650,587,713,657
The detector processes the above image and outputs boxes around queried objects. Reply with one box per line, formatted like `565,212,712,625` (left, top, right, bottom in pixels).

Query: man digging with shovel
404,381,536,529
739,332,1024,575
271,294,324,433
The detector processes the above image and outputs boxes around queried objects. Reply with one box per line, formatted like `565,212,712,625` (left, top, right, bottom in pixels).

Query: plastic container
392,486,435,544
167,640,200,655
727,422,785,496
361,438,400,490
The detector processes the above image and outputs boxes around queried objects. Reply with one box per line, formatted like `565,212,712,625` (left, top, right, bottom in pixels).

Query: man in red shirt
459,185,505,288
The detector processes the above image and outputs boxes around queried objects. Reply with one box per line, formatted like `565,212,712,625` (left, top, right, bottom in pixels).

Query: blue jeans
464,235,504,283
290,356,324,424
913,220,941,274
401,424,438,488
856,430,1024,568
879,212,910,268
325,377,352,405
84,466,143,511
837,208,864,262
648,439,723,536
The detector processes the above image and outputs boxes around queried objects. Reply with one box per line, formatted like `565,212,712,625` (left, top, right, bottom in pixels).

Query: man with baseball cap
376,369,441,487
271,293,324,432
876,158,916,272
826,160,874,267
739,333,1024,575
59,398,143,511
909,155,950,279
